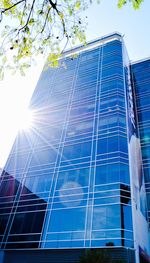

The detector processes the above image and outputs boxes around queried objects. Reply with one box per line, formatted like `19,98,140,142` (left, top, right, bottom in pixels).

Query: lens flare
18,108,33,130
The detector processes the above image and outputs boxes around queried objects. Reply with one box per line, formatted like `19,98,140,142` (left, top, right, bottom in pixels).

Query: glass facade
0,33,149,262
132,59,150,226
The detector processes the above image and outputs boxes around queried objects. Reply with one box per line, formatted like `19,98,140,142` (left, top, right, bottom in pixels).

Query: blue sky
0,0,150,167
85,0,150,61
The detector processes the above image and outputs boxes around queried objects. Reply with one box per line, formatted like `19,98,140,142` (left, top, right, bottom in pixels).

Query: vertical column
84,46,103,247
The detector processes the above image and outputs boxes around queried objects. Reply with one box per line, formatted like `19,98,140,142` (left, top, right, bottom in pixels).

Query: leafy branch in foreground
0,0,88,78
0,0,144,79
118,0,144,9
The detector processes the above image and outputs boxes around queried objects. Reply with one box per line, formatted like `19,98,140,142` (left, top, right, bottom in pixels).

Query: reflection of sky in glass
48,207,86,232
59,181,84,207
92,205,121,230
0,37,136,250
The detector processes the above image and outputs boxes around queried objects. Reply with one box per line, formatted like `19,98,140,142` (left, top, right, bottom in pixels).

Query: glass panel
62,141,91,160
92,204,121,230
10,211,46,234
48,207,86,232
95,164,120,185
56,168,90,190
30,147,58,167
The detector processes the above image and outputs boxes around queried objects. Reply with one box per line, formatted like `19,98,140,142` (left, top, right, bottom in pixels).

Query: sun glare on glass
18,108,33,130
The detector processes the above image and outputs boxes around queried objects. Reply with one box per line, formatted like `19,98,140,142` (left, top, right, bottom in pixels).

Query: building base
1,248,135,263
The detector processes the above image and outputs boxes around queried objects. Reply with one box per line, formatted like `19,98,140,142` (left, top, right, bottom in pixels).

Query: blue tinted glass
97,136,119,154
121,205,133,231
92,204,121,230
56,168,90,189
30,147,57,166
10,211,46,234
5,152,30,172
119,136,128,152
48,207,86,232
139,110,150,122
1,37,136,250
24,174,52,195
95,164,120,185
62,141,91,160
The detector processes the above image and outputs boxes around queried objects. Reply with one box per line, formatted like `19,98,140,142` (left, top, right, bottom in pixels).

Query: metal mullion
39,56,81,247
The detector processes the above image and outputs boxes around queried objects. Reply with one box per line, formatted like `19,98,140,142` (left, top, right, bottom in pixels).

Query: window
62,141,92,160
95,164,120,185
92,204,121,230
56,168,90,190
48,207,86,232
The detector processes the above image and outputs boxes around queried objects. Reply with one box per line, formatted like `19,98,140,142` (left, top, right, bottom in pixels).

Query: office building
0,33,150,262
131,59,150,228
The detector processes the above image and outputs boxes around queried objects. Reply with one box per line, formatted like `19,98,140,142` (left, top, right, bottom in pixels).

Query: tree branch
48,0,67,35
1,0,26,13
41,7,52,34
18,0,35,33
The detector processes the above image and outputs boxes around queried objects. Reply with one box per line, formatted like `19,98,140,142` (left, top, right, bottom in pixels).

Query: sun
17,108,34,131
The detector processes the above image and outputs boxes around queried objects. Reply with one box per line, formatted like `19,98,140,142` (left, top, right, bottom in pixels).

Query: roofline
61,32,123,59
131,56,150,66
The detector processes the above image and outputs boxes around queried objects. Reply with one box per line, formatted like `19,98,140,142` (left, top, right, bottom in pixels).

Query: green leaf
37,10,43,15
58,12,64,20
24,26,30,34
0,0,87,77
23,37,27,44
68,6,73,16
117,0,127,8
118,0,143,9
75,1,81,10
28,18,35,25
51,60,59,67
47,53,60,62
48,15,52,23
132,0,143,9
47,53,60,67
3,0,12,8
